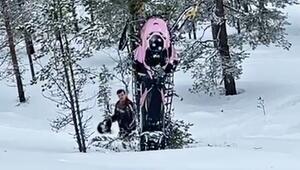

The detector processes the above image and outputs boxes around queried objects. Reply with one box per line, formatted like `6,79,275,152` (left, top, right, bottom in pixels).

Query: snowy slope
1,5,300,170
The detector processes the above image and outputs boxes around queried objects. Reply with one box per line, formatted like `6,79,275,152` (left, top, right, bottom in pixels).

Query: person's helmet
97,118,112,134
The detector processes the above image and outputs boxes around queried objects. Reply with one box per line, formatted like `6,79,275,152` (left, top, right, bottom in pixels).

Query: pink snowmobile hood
141,17,171,49
134,17,177,66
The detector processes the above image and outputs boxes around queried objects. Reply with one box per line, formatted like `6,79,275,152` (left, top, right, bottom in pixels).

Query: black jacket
111,99,136,134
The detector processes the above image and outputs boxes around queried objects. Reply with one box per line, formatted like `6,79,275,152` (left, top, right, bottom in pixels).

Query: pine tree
212,0,237,95
226,0,298,49
80,0,129,50
0,0,26,103
97,65,113,116
15,0,36,82
35,0,96,152
81,0,98,24
180,0,297,95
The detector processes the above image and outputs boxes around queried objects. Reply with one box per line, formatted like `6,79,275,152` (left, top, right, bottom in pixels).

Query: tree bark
128,0,145,52
235,0,241,34
17,0,36,81
58,0,86,152
1,0,26,102
23,23,36,82
192,20,197,39
128,1,145,151
70,0,79,32
88,0,95,24
55,0,83,152
63,32,87,153
211,0,237,95
188,21,197,39
58,31,83,152
128,1,145,90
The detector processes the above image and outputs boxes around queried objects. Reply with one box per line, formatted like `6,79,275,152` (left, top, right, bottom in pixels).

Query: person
98,89,136,137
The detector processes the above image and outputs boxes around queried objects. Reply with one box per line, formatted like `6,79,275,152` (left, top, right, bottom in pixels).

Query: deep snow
1,4,300,170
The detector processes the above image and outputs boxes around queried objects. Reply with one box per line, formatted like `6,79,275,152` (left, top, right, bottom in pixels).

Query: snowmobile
133,17,179,150
96,4,199,151
130,5,198,151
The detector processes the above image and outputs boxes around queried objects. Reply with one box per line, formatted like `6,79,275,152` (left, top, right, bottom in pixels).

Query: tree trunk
24,28,36,82
63,32,87,153
88,0,95,24
59,0,86,152
17,0,36,81
188,31,192,39
69,61,87,153
55,0,83,152
234,0,241,34
128,0,145,53
128,0,145,119
70,0,79,32
58,31,83,152
188,21,197,39
1,0,26,102
192,20,197,39
211,0,237,95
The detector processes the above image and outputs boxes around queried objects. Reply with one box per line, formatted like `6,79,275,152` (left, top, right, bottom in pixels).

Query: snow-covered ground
1,5,300,170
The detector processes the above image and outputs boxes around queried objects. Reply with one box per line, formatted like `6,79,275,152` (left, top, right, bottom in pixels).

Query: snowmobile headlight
149,35,164,52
